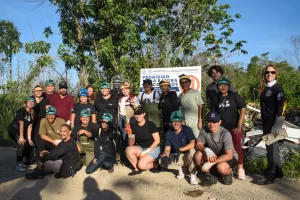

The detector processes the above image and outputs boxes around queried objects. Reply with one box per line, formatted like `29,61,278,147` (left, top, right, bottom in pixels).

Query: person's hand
18,136,26,145
204,147,217,163
28,137,34,146
198,120,202,129
79,130,86,135
40,150,49,158
140,148,151,157
271,116,285,135
93,158,97,164
54,140,62,145
125,124,132,135
202,161,215,173
161,151,169,157
232,126,242,134
129,97,136,107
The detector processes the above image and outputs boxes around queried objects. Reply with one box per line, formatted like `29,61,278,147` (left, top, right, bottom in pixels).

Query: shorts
137,146,160,160
210,157,238,175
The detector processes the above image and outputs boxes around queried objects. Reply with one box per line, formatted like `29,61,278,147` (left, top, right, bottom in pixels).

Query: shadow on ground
10,179,48,200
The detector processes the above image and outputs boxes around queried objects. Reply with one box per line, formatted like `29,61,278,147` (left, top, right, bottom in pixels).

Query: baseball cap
170,110,184,122
78,88,88,97
25,96,36,102
120,82,130,90
59,81,68,89
134,107,145,115
217,76,230,85
206,111,221,122
32,85,43,92
113,76,122,83
101,113,113,122
45,79,55,86
46,106,56,115
80,109,91,117
143,79,152,85
159,79,170,87
100,82,110,89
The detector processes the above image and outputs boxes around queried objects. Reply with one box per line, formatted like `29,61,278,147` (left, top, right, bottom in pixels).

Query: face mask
114,83,120,89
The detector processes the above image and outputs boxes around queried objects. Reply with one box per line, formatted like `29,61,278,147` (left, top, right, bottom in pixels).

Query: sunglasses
265,71,276,75
180,81,190,85
101,121,110,125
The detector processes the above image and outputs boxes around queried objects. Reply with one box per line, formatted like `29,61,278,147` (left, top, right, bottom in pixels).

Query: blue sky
1,0,300,82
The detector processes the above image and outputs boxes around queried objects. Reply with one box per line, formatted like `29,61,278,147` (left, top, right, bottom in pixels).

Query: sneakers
238,168,246,180
220,174,233,185
16,164,26,172
200,173,217,187
128,170,142,176
176,168,185,179
255,174,275,185
190,174,198,185
25,169,45,180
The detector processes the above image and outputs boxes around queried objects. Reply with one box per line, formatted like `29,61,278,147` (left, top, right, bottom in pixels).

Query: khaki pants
159,149,196,174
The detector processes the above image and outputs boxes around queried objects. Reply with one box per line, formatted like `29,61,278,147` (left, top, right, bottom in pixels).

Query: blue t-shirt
165,125,195,153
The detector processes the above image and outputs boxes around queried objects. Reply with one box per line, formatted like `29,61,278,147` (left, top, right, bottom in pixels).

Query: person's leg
43,160,63,174
125,146,142,171
216,158,237,185
85,150,94,167
229,128,245,179
183,149,198,184
137,146,160,170
102,154,116,170
86,158,103,174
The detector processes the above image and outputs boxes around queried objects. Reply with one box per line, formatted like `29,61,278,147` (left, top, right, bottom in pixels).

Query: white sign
140,66,202,95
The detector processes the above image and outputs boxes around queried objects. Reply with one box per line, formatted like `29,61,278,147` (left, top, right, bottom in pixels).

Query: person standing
158,79,179,133
86,85,96,105
51,81,74,124
111,76,122,99
44,79,57,104
178,74,204,137
206,65,235,111
8,96,35,171
215,76,246,180
256,64,285,185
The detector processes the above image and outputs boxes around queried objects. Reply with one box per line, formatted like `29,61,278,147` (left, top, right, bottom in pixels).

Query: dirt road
1,147,299,200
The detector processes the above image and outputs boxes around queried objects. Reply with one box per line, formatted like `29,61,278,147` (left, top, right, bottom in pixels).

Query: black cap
59,81,68,89
206,111,221,122
143,79,152,85
134,107,145,115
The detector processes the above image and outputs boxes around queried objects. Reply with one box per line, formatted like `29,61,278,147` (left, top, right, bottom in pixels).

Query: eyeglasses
180,81,189,85
101,121,110,125
265,71,276,75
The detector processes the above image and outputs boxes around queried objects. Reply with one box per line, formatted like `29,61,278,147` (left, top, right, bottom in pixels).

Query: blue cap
26,96,36,102
78,88,88,97
217,76,230,85
80,109,91,117
101,113,113,122
207,111,221,122
45,79,55,86
46,106,56,115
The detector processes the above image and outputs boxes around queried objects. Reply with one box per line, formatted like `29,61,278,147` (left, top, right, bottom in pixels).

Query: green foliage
244,156,268,174
282,149,300,178
25,41,51,54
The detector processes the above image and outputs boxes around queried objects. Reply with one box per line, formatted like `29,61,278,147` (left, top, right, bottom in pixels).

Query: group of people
8,64,285,186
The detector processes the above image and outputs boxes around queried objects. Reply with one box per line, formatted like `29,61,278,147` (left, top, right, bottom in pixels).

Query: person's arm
125,124,135,146
276,85,285,116
161,146,171,157
78,129,92,138
91,114,96,123
40,134,56,146
233,107,246,133
196,92,204,129
179,140,195,152
42,142,70,162
27,124,34,146
148,132,160,150
171,92,180,111
18,120,26,145
214,149,233,164
68,97,75,123
71,113,76,129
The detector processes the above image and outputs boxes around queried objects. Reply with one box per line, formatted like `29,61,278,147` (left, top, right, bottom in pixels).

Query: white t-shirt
138,90,160,103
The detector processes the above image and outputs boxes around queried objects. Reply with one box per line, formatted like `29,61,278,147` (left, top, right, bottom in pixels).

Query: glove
140,148,151,157
125,124,132,135
271,116,285,135
202,162,215,173
204,147,217,163
66,120,71,125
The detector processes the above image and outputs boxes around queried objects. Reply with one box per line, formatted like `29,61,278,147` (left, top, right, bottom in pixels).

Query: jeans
86,151,116,174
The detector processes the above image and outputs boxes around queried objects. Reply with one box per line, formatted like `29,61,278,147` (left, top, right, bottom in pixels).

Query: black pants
263,117,282,175
86,151,115,174
8,124,32,163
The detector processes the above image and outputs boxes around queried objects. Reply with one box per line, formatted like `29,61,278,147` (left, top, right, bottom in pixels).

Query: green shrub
244,156,268,174
282,149,300,178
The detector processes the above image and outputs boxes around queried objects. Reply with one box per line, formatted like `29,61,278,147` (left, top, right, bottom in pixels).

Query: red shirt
51,93,74,121
43,92,57,105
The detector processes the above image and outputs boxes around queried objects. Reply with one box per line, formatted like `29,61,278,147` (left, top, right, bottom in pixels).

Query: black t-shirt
11,107,34,132
260,83,284,119
72,103,95,126
158,91,179,122
94,128,116,156
216,92,246,130
111,88,121,99
131,120,158,148
72,123,100,142
33,96,51,122
94,94,118,123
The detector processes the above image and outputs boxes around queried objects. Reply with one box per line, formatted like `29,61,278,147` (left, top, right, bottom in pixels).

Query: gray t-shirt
197,126,238,160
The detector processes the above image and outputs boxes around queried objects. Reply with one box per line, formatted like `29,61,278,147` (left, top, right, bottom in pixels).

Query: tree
0,20,22,82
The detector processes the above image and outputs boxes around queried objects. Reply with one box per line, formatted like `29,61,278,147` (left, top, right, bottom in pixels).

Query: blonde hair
258,64,279,94
24,100,35,121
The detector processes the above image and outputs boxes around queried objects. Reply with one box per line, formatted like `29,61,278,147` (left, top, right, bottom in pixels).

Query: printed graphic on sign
179,75,201,92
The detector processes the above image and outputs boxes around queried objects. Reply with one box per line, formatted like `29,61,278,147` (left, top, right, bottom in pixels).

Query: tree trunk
9,53,12,82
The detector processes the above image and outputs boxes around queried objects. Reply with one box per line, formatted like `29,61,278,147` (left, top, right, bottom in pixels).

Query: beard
60,91,67,96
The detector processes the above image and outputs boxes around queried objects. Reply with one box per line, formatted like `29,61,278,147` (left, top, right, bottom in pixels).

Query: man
194,111,238,186
26,124,82,179
39,106,66,152
206,65,235,111
72,109,99,166
159,110,197,185
178,74,204,137
43,79,57,104
111,76,122,98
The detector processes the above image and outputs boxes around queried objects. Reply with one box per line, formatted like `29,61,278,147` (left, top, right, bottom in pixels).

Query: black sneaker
220,174,233,185
200,173,217,187
255,174,275,185
55,173,62,179
128,170,142,176
25,169,45,180
275,168,284,178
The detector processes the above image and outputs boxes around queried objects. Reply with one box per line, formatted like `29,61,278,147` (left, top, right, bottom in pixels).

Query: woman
158,79,179,134
215,76,246,180
71,88,96,129
8,96,35,171
257,64,285,185
86,113,118,174
125,107,160,176
86,85,96,105
94,82,118,125
138,79,160,103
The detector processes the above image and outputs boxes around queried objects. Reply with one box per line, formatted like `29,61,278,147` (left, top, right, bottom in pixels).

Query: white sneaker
190,174,198,185
176,168,185,179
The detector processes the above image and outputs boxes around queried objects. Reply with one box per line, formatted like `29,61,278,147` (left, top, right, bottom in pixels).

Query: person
7,96,35,171
125,107,160,176
138,79,161,128
206,65,235,111
86,113,118,174
194,111,238,186
43,79,57,104
94,82,118,126
32,85,51,123
256,64,285,185
51,81,74,123
111,76,122,98
178,74,204,137
159,110,197,185
86,84,96,105
158,79,179,133
72,109,99,166
215,76,246,180
25,124,82,179
71,88,96,129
